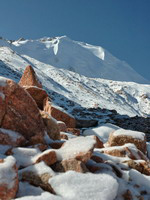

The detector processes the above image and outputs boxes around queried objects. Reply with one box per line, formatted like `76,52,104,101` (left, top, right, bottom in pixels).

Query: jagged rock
51,158,89,173
19,65,42,88
0,77,45,142
40,111,60,140
24,86,48,110
0,156,18,200
108,129,146,154
19,162,55,193
67,128,80,136
57,121,67,132
35,149,57,166
0,128,26,147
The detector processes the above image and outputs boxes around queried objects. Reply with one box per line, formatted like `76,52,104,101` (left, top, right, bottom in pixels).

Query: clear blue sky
0,0,150,80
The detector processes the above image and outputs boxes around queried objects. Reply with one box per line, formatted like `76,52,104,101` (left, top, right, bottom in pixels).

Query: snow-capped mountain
3,36,149,84
0,37,150,117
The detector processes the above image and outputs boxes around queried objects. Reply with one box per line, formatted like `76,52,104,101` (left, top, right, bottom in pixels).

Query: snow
56,136,96,161
83,123,119,143
0,128,23,142
18,161,55,179
0,76,7,86
113,129,145,140
0,156,16,189
49,170,119,200
12,147,41,167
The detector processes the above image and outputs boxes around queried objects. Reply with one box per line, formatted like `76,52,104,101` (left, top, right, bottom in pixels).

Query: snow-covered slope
6,36,149,84
0,43,150,118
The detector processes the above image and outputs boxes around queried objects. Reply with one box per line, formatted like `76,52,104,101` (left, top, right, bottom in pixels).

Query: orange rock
75,150,93,163
94,136,104,148
24,86,48,110
0,78,45,142
58,121,67,132
19,65,42,88
67,128,80,136
45,104,76,128
35,150,57,166
40,111,60,140
0,156,19,200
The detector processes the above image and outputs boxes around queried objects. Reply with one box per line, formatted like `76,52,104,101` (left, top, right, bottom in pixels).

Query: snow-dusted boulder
19,161,55,193
0,156,18,200
108,129,146,154
56,136,96,163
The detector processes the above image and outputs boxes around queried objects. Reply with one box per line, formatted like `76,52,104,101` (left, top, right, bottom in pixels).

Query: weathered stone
43,97,52,115
51,158,89,173
94,136,104,148
35,150,57,166
122,189,133,200
24,86,48,110
19,65,42,88
0,156,18,200
108,129,146,154
123,160,150,175
40,111,60,140
0,78,45,142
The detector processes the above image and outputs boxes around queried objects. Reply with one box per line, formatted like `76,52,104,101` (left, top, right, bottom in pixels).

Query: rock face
57,121,67,132
40,111,60,140
0,77,45,142
19,65,42,88
0,156,18,200
108,129,146,154
24,86,48,110
50,106,76,128
43,97,52,115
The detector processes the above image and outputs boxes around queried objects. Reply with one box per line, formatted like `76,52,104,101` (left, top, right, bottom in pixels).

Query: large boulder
40,111,60,140
108,129,146,154
0,77,45,142
19,65,42,88
0,156,19,200
24,86,48,110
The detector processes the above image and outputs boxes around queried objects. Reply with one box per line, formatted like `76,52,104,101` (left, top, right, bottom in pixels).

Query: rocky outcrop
19,65,42,88
40,111,60,140
57,121,67,132
0,156,18,200
0,77,45,142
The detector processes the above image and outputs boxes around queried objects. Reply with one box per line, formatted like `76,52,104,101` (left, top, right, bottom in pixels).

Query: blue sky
0,0,150,80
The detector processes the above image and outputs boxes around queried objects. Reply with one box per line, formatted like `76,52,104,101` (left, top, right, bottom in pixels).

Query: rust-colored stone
58,121,67,132
67,128,80,136
35,150,57,166
19,65,42,88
